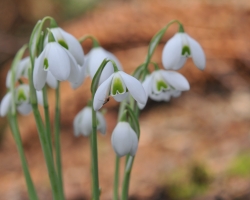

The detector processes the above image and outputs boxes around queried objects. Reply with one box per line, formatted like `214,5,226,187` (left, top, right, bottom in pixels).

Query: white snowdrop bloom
33,42,80,90
0,84,32,116
162,32,206,70
86,47,123,84
6,57,30,88
93,71,147,111
138,70,189,109
111,122,138,157
45,27,84,66
73,106,106,137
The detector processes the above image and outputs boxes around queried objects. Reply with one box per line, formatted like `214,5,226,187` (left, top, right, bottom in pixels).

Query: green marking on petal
17,89,27,102
43,58,49,70
157,80,168,92
182,45,191,56
112,77,125,95
58,40,69,50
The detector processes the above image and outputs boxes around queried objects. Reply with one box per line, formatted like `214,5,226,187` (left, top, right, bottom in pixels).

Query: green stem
121,156,134,200
29,71,60,200
113,156,120,200
8,114,39,200
42,86,53,157
91,97,100,200
54,82,64,199
78,35,100,48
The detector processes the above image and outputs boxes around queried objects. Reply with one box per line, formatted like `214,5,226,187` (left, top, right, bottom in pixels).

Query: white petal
73,110,83,137
111,122,133,157
88,47,117,84
33,52,48,91
5,71,11,88
45,42,71,81
0,92,11,116
64,50,80,83
106,51,123,71
80,107,93,136
186,34,206,70
93,74,114,111
113,92,129,102
36,90,43,106
160,70,190,91
16,57,30,79
149,92,169,102
172,56,187,70
17,103,32,115
46,71,58,89
118,71,147,105
96,111,106,135
171,90,182,98
50,28,85,66
15,84,30,103
137,75,152,110
162,33,183,70
128,126,138,156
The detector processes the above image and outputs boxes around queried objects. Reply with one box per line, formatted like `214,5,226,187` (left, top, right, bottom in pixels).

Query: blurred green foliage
227,153,250,177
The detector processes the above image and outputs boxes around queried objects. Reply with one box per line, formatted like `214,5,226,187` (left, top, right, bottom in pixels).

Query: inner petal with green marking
156,80,168,92
17,89,27,102
58,39,69,50
43,58,49,70
111,75,125,95
181,45,191,57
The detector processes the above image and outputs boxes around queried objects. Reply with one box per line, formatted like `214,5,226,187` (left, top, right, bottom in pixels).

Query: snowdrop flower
73,106,106,137
139,70,189,109
162,32,206,70
0,84,32,116
86,47,123,84
44,27,85,66
33,42,80,90
111,122,138,157
93,71,147,111
6,57,58,89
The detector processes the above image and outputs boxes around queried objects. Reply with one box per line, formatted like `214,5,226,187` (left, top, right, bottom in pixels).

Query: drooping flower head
111,121,138,157
86,47,123,84
93,70,147,111
73,106,106,137
139,69,190,109
162,27,206,70
33,37,81,90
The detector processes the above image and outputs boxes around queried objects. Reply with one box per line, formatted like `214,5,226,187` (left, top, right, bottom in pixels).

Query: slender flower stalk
54,82,64,199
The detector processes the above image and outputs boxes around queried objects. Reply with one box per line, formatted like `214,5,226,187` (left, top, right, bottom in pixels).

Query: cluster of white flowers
1,22,205,158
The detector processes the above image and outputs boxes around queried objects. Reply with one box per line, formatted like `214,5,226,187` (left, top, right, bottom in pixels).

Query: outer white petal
36,90,43,106
88,47,118,84
46,71,58,89
16,57,30,79
17,103,32,115
138,75,152,109
111,122,133,157
93,74,114,111
96,111,106,135
128,126,138,156
33,52,48,91
5,71,11,88
106,51,123,71
64,50,80,83
45,42,71,81
0,92,11,116
160,70,190,91
71,57,87,89
186,34,206,70
113,92,129,102
118,71,147,105
171,90,182,98
162,33,183,70
80,107,93,136
50,28,85,66
73,110,83,137
172,56,187,70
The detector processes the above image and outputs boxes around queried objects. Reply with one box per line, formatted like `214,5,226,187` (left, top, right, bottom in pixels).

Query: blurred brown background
1,0,250,199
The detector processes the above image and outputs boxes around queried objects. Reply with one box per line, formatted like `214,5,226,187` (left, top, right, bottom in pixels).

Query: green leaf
91,59,109,94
